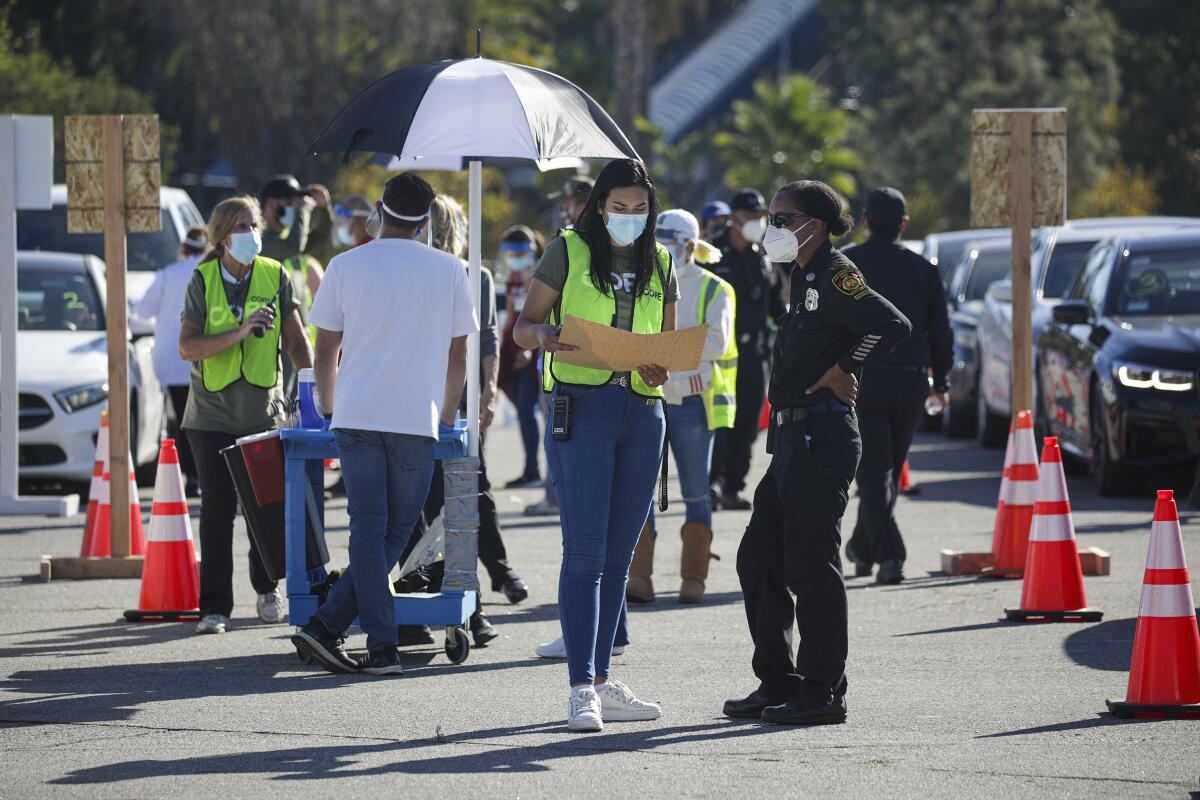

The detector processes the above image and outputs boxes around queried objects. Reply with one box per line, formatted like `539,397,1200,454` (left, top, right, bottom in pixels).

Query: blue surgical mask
605,211,647,247
227,230,262,264
279,205,296,230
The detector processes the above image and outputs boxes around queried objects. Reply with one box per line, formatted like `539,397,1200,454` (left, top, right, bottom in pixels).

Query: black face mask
706,221,727,239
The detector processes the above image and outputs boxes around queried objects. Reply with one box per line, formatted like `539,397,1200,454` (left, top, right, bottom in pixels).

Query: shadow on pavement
0,619,202,659
485,592,746,628
47,718,789,783
893,620,1014,637
975,714,1158,738
1061,613,1200,671
847,574,989,592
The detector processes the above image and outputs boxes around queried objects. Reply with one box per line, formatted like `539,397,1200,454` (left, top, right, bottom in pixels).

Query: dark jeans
737,409,861,703
166,385,197,482
186,428,277,618
316,429,435,651
711,351,767,494
509,368,541,478
848,368,928,565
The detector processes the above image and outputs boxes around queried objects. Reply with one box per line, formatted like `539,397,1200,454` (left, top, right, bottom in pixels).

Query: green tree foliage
714,74,861,198
0,16,173,180
823,0,1120,231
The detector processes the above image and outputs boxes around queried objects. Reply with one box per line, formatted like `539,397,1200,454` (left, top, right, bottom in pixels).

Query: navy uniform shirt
706,228,787,356
771,240,912,409
841,237,953,391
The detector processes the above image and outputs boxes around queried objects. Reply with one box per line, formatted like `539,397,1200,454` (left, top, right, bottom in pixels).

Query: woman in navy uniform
724,181,911,725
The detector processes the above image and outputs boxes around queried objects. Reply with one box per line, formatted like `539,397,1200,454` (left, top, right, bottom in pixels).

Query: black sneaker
470,611,499,646
720,492,752,511
761,696,847,726
358,646,405,676
291,619,358,674
876,559,904,585
396,624,436,646
844,541,873,578
504,472,543,489
493,577,529,605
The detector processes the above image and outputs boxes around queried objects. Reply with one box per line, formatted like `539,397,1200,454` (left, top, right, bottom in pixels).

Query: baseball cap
655,209,721,264
547,176,594,201
729,188,765,212
865,187,907,227
260,174,303,202
700,201,731,223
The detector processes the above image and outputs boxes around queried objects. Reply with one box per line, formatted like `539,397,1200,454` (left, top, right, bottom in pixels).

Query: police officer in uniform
843,188,953,585
724,181,910,725
707,189,787,509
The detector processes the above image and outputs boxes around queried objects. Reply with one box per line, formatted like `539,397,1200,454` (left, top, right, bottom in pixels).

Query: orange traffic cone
1005,437,1102,622
1107,490,1200,719
82,457,146,558
987,410,1038,577
989,419,1016,555
80,410,109,556
125,439,200,622
898,459,920,495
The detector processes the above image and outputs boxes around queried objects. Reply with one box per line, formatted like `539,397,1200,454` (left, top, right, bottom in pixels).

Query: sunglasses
767,213,813,230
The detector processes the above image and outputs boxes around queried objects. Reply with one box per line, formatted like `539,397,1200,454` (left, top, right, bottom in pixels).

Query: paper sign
555,314,707,373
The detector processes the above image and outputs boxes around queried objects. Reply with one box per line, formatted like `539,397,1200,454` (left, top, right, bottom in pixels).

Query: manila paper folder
555,314,708,373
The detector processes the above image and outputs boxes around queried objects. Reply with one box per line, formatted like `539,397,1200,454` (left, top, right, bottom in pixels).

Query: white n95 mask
740,217,766,243
761,219,814,264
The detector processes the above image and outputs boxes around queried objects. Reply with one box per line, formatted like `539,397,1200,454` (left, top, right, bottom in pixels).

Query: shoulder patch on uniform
831,267,869,299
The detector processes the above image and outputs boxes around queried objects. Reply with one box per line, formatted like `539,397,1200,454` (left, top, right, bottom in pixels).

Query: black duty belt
775,400,851,425
866,363,928,375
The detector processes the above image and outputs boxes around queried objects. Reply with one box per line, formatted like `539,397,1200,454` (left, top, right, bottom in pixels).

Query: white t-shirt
132,254,201,387
308,238,478,439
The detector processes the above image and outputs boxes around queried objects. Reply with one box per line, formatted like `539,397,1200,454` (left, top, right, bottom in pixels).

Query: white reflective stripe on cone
1030,513,1074,542
1139,583,1197,618
98,475,110,504
1037,466,1069,503
1013,434,1039,464
154,465,186,503
1146,520,1188,570
1008,480,1039,505
148,515,192,543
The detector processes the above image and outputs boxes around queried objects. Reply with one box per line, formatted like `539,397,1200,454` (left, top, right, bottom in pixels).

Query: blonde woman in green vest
179,196,313,635
515,158,678,732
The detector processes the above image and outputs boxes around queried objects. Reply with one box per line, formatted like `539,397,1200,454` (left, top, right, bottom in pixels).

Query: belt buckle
613,375,629,388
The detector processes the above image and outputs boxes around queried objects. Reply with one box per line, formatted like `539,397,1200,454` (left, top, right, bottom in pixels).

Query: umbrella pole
467,159,481,458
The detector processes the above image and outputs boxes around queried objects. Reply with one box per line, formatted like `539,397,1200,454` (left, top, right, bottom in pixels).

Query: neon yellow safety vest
197,256,284,392
285,254,317,344
697,271,738,430
543,229,671,398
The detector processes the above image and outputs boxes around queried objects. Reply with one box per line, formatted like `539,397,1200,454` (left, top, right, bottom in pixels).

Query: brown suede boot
626,522,656,604
679,522,716,604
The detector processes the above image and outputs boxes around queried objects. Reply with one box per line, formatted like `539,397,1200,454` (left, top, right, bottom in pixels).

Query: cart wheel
444,626,470,664
296,649,312,665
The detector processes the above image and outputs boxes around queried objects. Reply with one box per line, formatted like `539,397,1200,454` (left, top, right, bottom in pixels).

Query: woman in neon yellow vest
515,159,676,732
178,196,313,636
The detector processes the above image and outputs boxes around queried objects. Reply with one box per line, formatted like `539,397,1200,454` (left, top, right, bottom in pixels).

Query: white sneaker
195,614,228,634
257,588,286,624
535,637,626,659
568,686,603,732
597,679,661,721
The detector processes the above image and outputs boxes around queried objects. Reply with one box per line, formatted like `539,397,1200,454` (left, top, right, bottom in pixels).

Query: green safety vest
543,229,670,398
697,271,738,430
285,254,317,344
198,256,284,392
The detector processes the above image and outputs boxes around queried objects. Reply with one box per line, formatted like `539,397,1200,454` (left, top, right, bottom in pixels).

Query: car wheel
976,390,1008,448
1090,387,1133,496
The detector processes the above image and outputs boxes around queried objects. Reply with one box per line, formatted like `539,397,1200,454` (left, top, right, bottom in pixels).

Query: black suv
1038,231,1200,495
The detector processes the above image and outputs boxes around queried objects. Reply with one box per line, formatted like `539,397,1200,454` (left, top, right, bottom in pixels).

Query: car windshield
935,240,968,286
1042,241,1097,298
1114,248,1200,315
965,248,1011,300
17,206,178,271
18,268,104,331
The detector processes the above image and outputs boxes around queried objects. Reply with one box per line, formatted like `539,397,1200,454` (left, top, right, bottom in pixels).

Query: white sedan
18,252,165,488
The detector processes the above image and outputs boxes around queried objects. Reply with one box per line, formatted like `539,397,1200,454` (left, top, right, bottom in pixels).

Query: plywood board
65,114,161,233
970,108,1067,228
556,314,707,373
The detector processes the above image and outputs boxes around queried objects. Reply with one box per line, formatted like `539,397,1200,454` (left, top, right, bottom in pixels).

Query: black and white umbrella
309,55,638,464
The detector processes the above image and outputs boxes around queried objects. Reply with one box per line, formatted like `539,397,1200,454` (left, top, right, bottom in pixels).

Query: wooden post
1009,111,1034,417
103,116,131,558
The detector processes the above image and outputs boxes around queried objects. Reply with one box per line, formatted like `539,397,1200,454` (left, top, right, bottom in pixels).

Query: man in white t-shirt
292,172,478,676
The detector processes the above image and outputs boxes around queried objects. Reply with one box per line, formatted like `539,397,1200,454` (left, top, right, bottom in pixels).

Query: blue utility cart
281,423,477,664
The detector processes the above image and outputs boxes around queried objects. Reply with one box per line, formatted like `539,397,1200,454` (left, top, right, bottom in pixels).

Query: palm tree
715,74,861,198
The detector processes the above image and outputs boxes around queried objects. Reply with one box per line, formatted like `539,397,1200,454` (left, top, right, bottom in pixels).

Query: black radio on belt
551,394,572,441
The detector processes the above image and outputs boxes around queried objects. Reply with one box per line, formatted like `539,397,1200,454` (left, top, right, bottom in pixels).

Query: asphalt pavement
1,418,1198,798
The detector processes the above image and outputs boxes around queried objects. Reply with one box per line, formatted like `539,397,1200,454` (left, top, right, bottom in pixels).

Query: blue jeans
547,383,665,686
509,368,541,478
315,429,435,651
665,395,715,527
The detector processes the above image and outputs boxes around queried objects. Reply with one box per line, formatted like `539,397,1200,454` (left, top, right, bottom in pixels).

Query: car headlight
1113,362,1194,392
54,382,109,413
